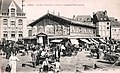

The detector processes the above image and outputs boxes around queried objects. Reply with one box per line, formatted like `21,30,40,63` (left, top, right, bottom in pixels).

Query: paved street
0,50,120,73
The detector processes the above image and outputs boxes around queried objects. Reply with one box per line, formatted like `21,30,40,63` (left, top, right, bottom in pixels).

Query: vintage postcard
0,0,120,73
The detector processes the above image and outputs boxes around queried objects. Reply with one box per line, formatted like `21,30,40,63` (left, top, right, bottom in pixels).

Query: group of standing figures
30,44,61,73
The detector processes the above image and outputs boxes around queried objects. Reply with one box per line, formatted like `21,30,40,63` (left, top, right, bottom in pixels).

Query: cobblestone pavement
0,50,120,73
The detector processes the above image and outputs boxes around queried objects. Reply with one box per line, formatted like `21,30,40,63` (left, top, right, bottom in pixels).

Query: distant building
93,10,110,39
29,13,96,44
75,15,93,25
0,0,27,41
109,17,120,40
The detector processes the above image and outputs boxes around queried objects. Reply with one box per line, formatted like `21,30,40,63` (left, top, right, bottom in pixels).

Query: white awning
50,39,62,43
80,39,92,44
70,39,79,45
91,38,99,44
87,39,95,44
99,39,106,43
22,36,36,39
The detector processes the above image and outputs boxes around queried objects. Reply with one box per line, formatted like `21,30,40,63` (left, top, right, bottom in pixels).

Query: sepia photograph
0,0,120,73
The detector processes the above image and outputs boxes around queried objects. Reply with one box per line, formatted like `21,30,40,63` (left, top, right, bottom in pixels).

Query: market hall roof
29,13,96,29
0,0,24,14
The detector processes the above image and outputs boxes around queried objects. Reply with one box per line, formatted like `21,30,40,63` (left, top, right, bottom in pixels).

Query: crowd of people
0,40,62,73
0,38,120,73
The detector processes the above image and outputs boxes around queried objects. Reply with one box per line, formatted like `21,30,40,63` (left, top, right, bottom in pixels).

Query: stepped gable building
93,10,110,39
29,13,97,44
0,0,27,41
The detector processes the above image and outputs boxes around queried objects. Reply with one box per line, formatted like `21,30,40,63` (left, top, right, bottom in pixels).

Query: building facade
109,17,120,40
29,13,96,40
75,15,93,26
93,10,110,39
0,0,27,41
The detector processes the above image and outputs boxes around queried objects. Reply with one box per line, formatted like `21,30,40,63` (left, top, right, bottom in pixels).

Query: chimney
47,10,49,14
73,15,75,19
115,19,118,21
104,10,107,15
93,12,95,15
53,10,55,15
58,12,60,16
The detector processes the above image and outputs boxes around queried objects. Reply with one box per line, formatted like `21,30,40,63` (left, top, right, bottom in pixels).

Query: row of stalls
22,32,107,50
50,37,106,48
49,37,107,57
21,33,120,64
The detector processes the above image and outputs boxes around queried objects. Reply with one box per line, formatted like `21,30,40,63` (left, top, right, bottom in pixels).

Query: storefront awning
50,39,62,43
70,39,79,45
87,38,95,44
80,39,92,44
91,38,99,44
99,39,106,43
22,36,37,40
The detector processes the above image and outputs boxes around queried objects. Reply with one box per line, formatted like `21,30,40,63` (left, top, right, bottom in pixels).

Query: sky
14,0,120,23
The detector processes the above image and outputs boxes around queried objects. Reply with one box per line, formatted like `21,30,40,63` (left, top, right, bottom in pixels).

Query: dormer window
100,18,103,20
11,8,15,17
104,18,106,20
87,18,89,20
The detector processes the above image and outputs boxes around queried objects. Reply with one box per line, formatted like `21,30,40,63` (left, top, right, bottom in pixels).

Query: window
79,28,82,33
11,21,15,25
28,30,32,36
11,34,15,38
107,27,109,29
56,25,62,31
79,18,81,20
18,19,23,25
104,18,106,20
87,18,89,20
3,31,7,33
3,19,8,25
100,18,103,20
3,34,8,38
76,18,78,21
19,31,23,33
11,31,15,33
19,34,23,37
11,8,15,17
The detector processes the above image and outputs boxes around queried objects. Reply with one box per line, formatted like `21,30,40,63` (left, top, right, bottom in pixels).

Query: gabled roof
0,0,24,14
29,13,96,29
109,17,116,21
75,15,92,22
36,33,47,37
94,11,109,22
110,21,120,27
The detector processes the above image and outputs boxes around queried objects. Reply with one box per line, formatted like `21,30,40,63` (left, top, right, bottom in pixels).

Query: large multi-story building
0,0,27,41
109,17,120,40
75,15,93,25
93,10,110,39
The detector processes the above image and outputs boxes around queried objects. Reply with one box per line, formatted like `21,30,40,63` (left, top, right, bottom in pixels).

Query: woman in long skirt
9,54,20,73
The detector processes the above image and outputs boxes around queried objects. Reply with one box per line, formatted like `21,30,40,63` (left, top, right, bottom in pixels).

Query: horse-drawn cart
103,53,120,63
